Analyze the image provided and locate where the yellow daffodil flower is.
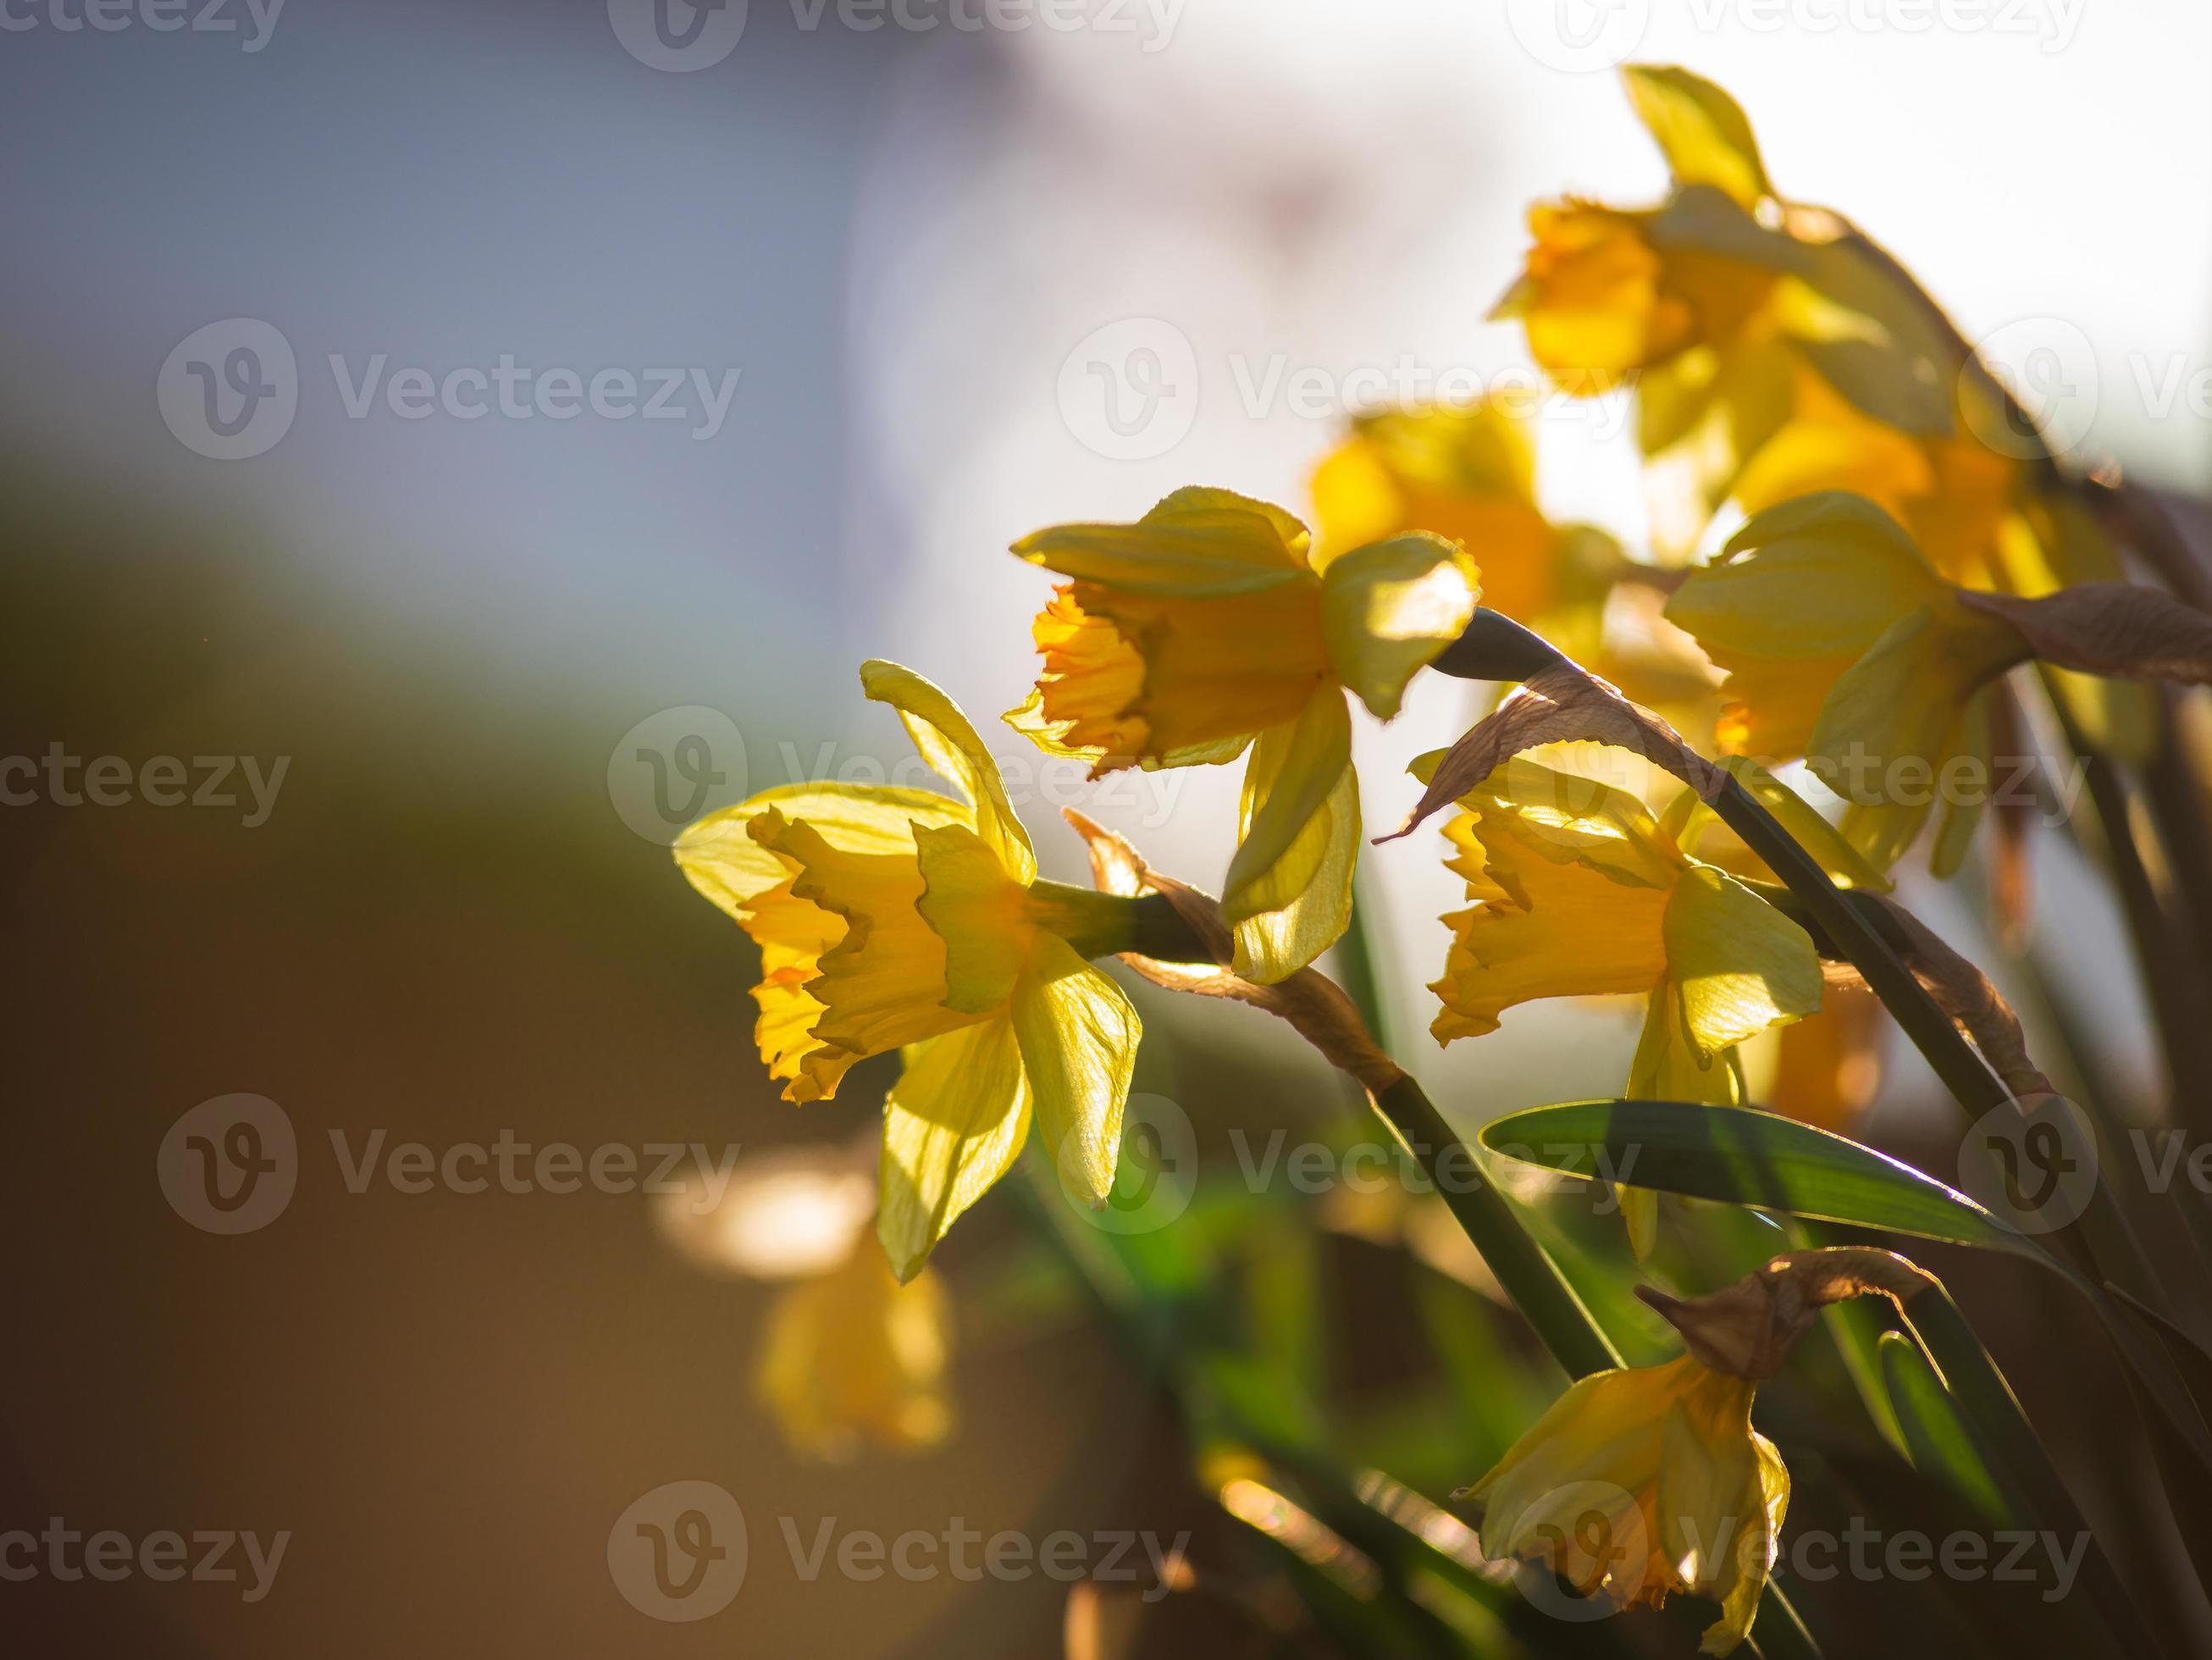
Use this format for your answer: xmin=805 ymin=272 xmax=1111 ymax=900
xmin=1009 ymin=486 xmax=1481 ymax=984
xmin=1494 ymin=55 xmax=2146 ymax=668
xmin=1496 ymin=197 xmax=1779 ymax=399
xmin=756 ymin=1237 xmax=953 ymax=1461
xmin=1463 ymin=1352 xmax=1789 ymax=1655
xmin=1308 ymin=399 xmax=1722 ymax=737
xmin=1725 ymin=372 xmax=2157 ymax=756
xmin=1494 ymin=65 xmax=1795 ymax=434
xmin=1728 ymin=360 xmax=2020 ymax=589
xmin=1310 ymin=400 xmax=1625 ymax=663
xmin=676 ymin=660 xmax=1139 ymax=1280
xmin=1427 ymin=753 xmax=1821 ymax=1252
xmin=1664 ymin=493 xmax=2028 ymax=874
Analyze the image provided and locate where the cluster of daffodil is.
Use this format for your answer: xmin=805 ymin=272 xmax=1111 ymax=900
xmin=677 ymin=490 xmax=1486 ymax=1279
xmin=663 ymin=59 xmax=2212 ymax=1658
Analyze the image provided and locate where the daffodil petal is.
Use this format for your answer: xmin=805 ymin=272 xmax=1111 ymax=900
xmin=1805 ymin=600 xmax=2024 ymax=874
xmin=1654 ymin=1381 xmax=1759 ymax=1603
xmin=1230 ymin=756 xmax=1359 ymax=985
xmin=1309 ymin=402 xmax=1545 ymax=587
xmin=1468 ymin=1362 xmax=1674 ymax=1508
xmin=1704 ymin=1432 xmax=1789 ymax=1655
xmin=1623 ymin=64 xmax=1771 ymax=208
xmin=1009 ymin=935 xmax=1139 ymax=1208
xmin=1222 ymin=691 xmax=1357 ymax=978
xmin=1666 ymin=491 xmax=1943 ymax=659
xmin=1013 ymin=487 xmax=1314 ymax=597
xmin=748 ymin=811 xmax=980 ymax=1099
xmin=877 ymin=1017 xmax=1032 ymax=1282
xmin=1628 ymin=982 xmax=1741 ymax=1108
xmin=1618 ymin=1182 xmax=1661 ymax=1261
xmin=755 ymin=1243 xmax=954 ymax=1459
xmin=1663 ymin=866 xmax=1822 ymax=1056
xmin=675 ymin=783 xmax=970 ymax=920
xmin=1453 ymin=755 xmax=1684 ymax=893
xmin=1433 ymin=801 xmax=1675 ymax=1045
xmin=1003 ymin=683 xmax=1251 ymax=772
xmin=860 ymin=659 xmax=1037 ymax=884
xmin=1927 ymin=688 xmax=1993 ymax=881
xmin=1318 ymin=533 xmax=1483 ymax=720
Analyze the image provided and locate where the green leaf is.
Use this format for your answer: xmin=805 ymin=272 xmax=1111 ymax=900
xmin=1879 ymin=1331 xmax=2016 ymax=1525
xmin=1479 ymin=1099 xmax=2057 ymax=1266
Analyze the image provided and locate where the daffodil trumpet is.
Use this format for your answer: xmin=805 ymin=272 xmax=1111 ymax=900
xmin=1009 ymin=486 xmax=1482 ymax=985
xmin=676 ymin=660 xmax=1177 ymax=1281
xmin=1667 ymin=491 xmax=2212 ymax=877
xmin=1407 ymin=603 xmax=2043 ymax=1126
xmin=1419 ymin=750 xmax=1822 ymax=1253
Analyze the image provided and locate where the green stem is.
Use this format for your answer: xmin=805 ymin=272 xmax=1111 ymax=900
xmin=1334 ymin=866 xmax=1397 ymax=1058
xmin=1029 ymin=879 xmax=1207 ymax=961
xmin=1371 ymin=1076 xmax=1619 ymax=1380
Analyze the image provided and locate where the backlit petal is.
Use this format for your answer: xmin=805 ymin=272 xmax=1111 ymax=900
xmin=1663 ymin=864 xmax=1821 ymax=1056
xmin=860 ymin=659 xmax=1036 ymax=883
xmin=1222 ymin=690 xmax=1354 ymax=946
xmin=1010 ymin=936 xmax=1140 ymax=1209
xmin=1230 ymin=752 xmax=1359 ymax=985
xmin=877 ymin=1018 xmax=1032 ymax=1282
xmin=1013 ymin=487 xmax=1314 ymax=597
xmin=675 ymin=783 xmax=970 ymax=920
xmin=1318 ymin=533 xmax=1483 ymax=721
xmin=1664 ymin=491 xmax=1944 ymax=661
